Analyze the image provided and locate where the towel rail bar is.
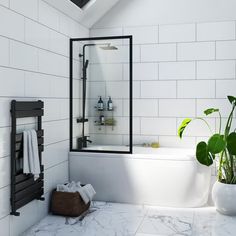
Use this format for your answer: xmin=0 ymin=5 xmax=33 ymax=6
xmin=15 ymin=130 xmax=44 ymax=142
xmin=15 ymin=181 xmax=44 ymax=202
xmin=14 ymin=189 xmax=44 ymax=210
xmin=15 ymin=173 xmax=44 ymax=184
xmin=15 ymin=145 xmax=44 ymax=159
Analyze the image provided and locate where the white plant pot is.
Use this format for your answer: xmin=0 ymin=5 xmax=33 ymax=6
xmin=212 ymin=181 xmax=236 ymax=216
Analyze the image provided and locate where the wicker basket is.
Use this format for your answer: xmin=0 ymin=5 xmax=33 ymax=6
xmin=51 ymin=190 xmax=90 ymax=217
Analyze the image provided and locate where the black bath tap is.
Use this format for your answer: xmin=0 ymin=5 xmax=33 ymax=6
xmin=77 ymin=136 xmax=92 ymax=149
xmin=83 ymin=136 xmax=92 ymax=147
xmin=86 ymin=137 xmax=92 ymax=144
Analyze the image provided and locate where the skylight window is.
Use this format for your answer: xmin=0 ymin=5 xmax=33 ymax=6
xmin=70 ymin=0 xmax=91 ymax=9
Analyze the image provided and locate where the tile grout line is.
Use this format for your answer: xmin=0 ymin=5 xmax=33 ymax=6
xmin=92 ymin=19 xmax=236 ymax=30
xmin=134 ymin=206 xmax=150 ymax=236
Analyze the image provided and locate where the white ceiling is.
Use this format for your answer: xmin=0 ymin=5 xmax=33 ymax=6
xmin=43 ymin=0 xmax=120 ymax=28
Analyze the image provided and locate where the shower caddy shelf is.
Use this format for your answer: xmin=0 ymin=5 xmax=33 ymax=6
xmin=94 ymin=106 xmax=116 ymax=130
xmin=10 ymin=100 xmax=45 ymax=216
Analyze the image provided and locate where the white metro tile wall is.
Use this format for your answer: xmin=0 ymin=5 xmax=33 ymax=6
xmin=0 ymin=0 xmax=8 ymax=7
xmin=141 ymin=81 xmax=176 ymax=98
xmin=132 ymin=99 xmax=159 ymax=117
xmin=141 ymin=44 xmax=176 ymax=62
xmin=159 ymin=23 xmax=195 ymax=43
xmin=10 ymin=40 xmax=38 ymax=71
xmin=0 ymin=1 xmax=89 ymax=235
xmin=159 ymin=62 xmax=195 ymax=80
xmin=177 ymin=42 xmax=215 ymax=61
xmin=0 ymin=186 xmax=10 ymax=218
xmin=0 ymin=98 xmax=11 ymax=127
xmin=177 ymin=80 xmax=215 ymax=98
xmin=197 ymin=99 xmax=233 ymax=118
xmin=25 ymin=18 xmax=51 ymax=50
xmin=0 ymin=216 xmax=9 ymax=236
xmin=197 ymin=21 xmax=235 ymax=41
xmin=38 ymin=49 xmax=69 ymax=77
xmin=38 ymin=0 xmax=60 ymax=31
xmin=91 ymin=20 xmax=236 ymax=148
xmin=0 ymin=6 xmax=24 ymax=41
xmin=0 ymin=36 xmax=9 ymax=66
xmin=123 ymin=26 xmax=158 ymax=44
xmin=216 ymin=41 xmax=236 ymax=59
xmin=197 ymin=61 xmax=235 ymax=80
xmin=90 ymin=27 xmax=123 ymax=37
xmin=124 ymin=63 xmax=158 ymax=81
xmin=0 ymin=67 xmax=25 ymax=97
xmin=10 ymin=0 xmax=38 ymax=20
xmin=141 ymin=118 xmax=176 ymax=135
xmin=159 ymin=99 xmax=196 ymax=117
xmin=0 ymin=156 xmax=10 ymax=188
xmin=216 ymin=80 xmax=236 ymax=98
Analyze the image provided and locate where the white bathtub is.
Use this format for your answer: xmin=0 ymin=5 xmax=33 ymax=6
xmin=69 ymin=146 xmax=211 ymax=207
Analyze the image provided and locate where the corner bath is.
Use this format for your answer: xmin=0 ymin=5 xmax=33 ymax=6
xmin=69 ymin=147 xmax=211 ymax=207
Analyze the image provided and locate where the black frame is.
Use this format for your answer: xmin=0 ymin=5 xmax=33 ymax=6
xmin=69 ymin=35 xmax=133 ymax=154
xmin=70 ymin=0 xmax=91 ymax=9
xmin=10 ymin=100 xmax=45 ymax=216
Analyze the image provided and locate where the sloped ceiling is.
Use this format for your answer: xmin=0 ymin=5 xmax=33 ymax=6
xmin=43 ymin=0 xmax=120 ymax=28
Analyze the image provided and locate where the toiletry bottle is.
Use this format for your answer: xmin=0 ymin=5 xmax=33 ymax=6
xmin=100 ymin=115 xmax=105 ymax=125
xmin=107 ymin=96 xmax=113 ymax=111
xmin=97 ymin=96 xmax=104 ymax=111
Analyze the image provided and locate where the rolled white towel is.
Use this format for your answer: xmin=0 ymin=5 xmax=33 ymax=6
xmin=56 ymin=184 xmax=68 ymax=192
xmin=83 ymin=184 xmax=96 ymax=202
xmin=77 ymin=188 xmax=90 ymax=204
xmin=56 ymin=181 xmax=82 ymax=193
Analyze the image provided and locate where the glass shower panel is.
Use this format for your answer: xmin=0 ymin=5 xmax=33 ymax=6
xmin=70 ymin=36 xmax=132 ymax=153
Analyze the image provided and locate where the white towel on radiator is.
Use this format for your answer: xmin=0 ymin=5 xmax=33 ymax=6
xmin=23 ymin=130 xmax=41 ymax=180
xmin=23 ymin=131 xmax=30 ymax=174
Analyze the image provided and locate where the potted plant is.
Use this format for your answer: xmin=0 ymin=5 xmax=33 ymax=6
xmin=178 ymin=95 xmax=236 ymax=215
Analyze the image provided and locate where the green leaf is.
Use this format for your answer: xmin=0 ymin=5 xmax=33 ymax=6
xmin=208 ymin=134 xmax=226 ymax=154
xmin=196 ymin=141 xmax=213 ymax=166
xmin=204 ymin=108 xmax=219 ymax=116
xmin=227 ymin=96 xmax=236 ymax=105
xmin=178 ymin=118 xmax=192 ymax=139
xmin=227 ymin=132 xmax=236 ymax=155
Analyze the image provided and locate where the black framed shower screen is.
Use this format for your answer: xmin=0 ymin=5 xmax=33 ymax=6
xmin=69 ymin=36 xmax=133 ymax=154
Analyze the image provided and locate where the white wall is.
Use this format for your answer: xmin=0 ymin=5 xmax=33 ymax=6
xmin=0 ymin=0 xmax=89 ymax=235
xmin=91 ymin=1 xmax=236 ymax=148
xmin=93 ymin=0 xmax=236 ymax=28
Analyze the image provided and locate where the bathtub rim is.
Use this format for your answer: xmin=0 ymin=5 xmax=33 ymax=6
xmin=70 ymin=147 xmax=197 ymax=162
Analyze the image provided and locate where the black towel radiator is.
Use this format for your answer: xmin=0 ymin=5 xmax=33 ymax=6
xmin=10 ymin=100 xmax=45 ymax=216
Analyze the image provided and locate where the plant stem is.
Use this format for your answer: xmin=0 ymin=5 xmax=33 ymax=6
xmin=218 ymin=150 xmax=225 ymax=182
xmin=196 ymin=118 xmax=213 ymax=134
xmin=224 ymin=104 xmax=236 ymax=138
xmin=218 ymin=111 xmax=222 ymax=134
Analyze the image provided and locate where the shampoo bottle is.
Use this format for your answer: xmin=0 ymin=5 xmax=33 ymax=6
xmin=97 ymin=96 xmax=104 ymax=111
xmin=107 ymin=96 xmax=113 ymax=111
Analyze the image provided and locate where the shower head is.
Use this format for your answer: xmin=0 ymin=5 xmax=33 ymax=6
xmin=100 ymin=43 xmax=118 ymax=50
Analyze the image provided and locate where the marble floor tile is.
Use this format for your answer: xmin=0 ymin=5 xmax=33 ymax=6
xmin=138 ymin=207 xmax=194 ymax=236
xmin=192 ymin=207 xmax=236 ymax=236
xmin=23 ymin=202 xmax=147 ymax=236
xmin=22 ymin=202 xmax=236 ymax=236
